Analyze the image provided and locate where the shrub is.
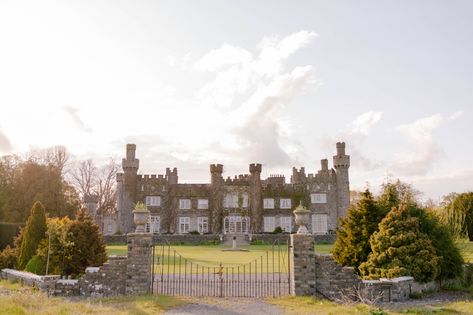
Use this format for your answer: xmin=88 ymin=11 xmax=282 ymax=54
xmin=17 ymin=201 xmax=47 ymax=269
xmin=360 ymin=205 xmax=440 ymax=283
xmin=333 ymin=190 xmax=386 ymax=272
xmin=25 ymin=255 xmax=46 ymax=275
xmin=0 ymin=245 xmax=18 ymax=269
xmin=188 ymin=230 xmax=200 ymax=235
xmin=273 ymin=226 xmax=283 ymax=234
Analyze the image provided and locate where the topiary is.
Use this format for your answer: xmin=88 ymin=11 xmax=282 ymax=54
xmin=359 ymin=205 xmax=440 ymax=283
xmin=17 ymin=201 xmax=47 ymax=269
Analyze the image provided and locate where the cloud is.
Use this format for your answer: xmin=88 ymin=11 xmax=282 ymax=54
xmin=63 ymin=106 xmax=93 ymax=133
xmin=449 ymin=110 xmax=463 ymax=121
xmin=348 ymin=111 xmax=383 ymax=135
xmin=394 ymin=113 xmax=450 ymax=176
xmin=193 ymin=44 xmax=252 ymax=72
xmin=0 ymin=130 xmax=13 ymax=153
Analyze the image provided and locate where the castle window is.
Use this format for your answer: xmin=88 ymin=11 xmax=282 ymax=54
xmin=263 ymin=198 xmax=275 ymax=209
xmin=107 ymin=224 xmax=113 ymax=233
xmin=197 ymin=199 xmax=209 ymax=210
xmin=179 ymin=217 xmax=190 ymax=234
xmin=197 ymin=217 xmax=208 ymax=233
xmin=279 ymin=216 xmax=292 ymax=232
xmin=179 ymin=199 xmax=191 ymax=209
xmin=224 ymin=193 xmax=249 ymax=208
xmin=263 ymin=216 xmax=275 ymax=232
xmin=146 ymin=215 xmax=160 ymax=234
xmin=312 ymin=214 xmax=328 ymax=234
xmin=280 ymin=198 xmax=292 ymax=209
xmin=310 ymin=193 xmax=327 ymax=204
xmin=146 ymin=196 xmax=161 ymax=207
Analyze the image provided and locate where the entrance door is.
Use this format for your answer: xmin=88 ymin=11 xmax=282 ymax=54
xmin=223 ymin=215 xmax=250 ymax=234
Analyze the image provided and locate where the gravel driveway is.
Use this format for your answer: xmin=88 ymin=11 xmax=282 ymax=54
xmin=164 ymin=297 xmax=285 ymax=315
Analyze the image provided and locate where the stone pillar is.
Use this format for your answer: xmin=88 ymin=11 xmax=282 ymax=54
xmin=290 ymin=234 xmax=316 ymax=295
xmin=125 ymin=233 xmax=152 ymax=295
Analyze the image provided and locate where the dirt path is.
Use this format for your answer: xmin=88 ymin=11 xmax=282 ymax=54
xmin=164 ymin=297 xmax=284 ymax=315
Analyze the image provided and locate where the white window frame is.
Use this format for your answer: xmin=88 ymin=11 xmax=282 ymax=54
xmin=107 ymin=223 xmax=113 ymax=233
xmin=197 ymin=217 xmax=208 ymax=234
xmin=263 ymin=216 xmax=275 ymax=232
xmin=312 ymin=214 xmax=328 ymax=234
xmin=179 ymin=217 xmax=190 ymax=234
xmin=280 ymin=198 xmax=292 ymax=209
xmin=279 ymin=216 xmax=292 ymax=233
xmin=310 ymin=193 xmax=327 ymax=204
xmin=179 ymin=198 xmax=191 ymax=210
xmin=145 ymin=196 xmax=161 ymax=207
xmin=263 ymin=198 xmax=275 ymax=209
xmin=224 ymin=193 xmax=249 ymax=208
xmin=197 ymin=199 xmax=209 ymax=210
xmin=146 ymin=215 xmax=160 ymax=234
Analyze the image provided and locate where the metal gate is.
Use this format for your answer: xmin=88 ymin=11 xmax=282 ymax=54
xmin=151 ymin=240 xmax=291 ymax=297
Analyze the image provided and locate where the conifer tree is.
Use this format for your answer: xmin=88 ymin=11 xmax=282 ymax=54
xmin=360 ymin=205 xmax=440 ymax=282
xmin=333 ymin=190 xmax=386 ymax=272
xmin=64 ymin=208 xmax=107 ymax=276
xmin=17 ymin=201 xmax=47 ymax=269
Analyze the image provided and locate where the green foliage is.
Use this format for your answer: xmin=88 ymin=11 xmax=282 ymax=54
xmin=63 ymin=208 xmax=107 ymax=276
xmin=0 ymin=245 xmax=18 ymax=269
xmin=188 ymin=230 xmax=200 ymax=235
xmin=17 ymin=201 xmax=47 ymax=269
xmin=0 ymin=222 xmax=21 ymax=251
xmin=360 ymin=205 xmax=440 ymax=283
xmin=333 ymin=190 xmax=386 ymax=272
xmin=440 ymin=192 xmax=473 ymax=240
xmin=408 ymin=207 xmax=464 ymax=281
xmin=272 ymin=226 xmax=283 ymax=234
xmin=25 ymin=255 xmax=46 ymax=275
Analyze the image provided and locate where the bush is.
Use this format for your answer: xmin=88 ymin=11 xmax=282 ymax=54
xmin=360 ymin=205 xmax=440 ymax=283
xmin=17 ymin=201 xmax=47 ymax=269
xmin=25 ymin=255 xmax=46 ymax=275
xmin=188 ymin=230 xmax=200 ymax=235
xmin=273 ymin=226 xmax=283 ymax=234
xmin=0 ymin=245 xmax=18 ymax=269
xmin=333 ymin=190 xmax=386 ymax=272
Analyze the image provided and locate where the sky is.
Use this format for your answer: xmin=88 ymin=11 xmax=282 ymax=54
xmin=0 ymin=0 xmax=472 ymax=201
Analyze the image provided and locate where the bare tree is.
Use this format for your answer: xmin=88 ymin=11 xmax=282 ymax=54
xmin=69 ymin=158 xmax=118 ymax=215
xmin=27 ymin=145 xmax=70 ymax=175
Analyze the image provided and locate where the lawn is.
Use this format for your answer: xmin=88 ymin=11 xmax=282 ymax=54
xmin=457 ymin=240 xmax=473 ymax=263
xmin=107 ymin=243 xmax=334 ymax=274
xmin=0 ymin=280 xmax=186 ymax=315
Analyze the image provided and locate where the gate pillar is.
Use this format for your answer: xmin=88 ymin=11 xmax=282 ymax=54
xmin=125 ymin=233 xmax=152 ymax=295
xmin=290 ymin=234 xmax=316 ymax=296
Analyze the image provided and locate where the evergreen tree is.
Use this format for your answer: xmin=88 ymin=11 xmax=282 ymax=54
xmin=360 ymin=205 xmax=440 ymax=283
xmin=17 ymin=201 xmax=47 ymax=269
xmin=64 ymin=208 xmax=107 ymax=276
xmin=333 ymin=190 xmax=386 ymax=272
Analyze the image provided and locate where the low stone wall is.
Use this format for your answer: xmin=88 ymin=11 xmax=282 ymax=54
xmin=314 ymin=254 xmax=360 ymax=300
xmin=0 ymin=269 xmax=59 ymax=293
xmin=104 ymin=234 xmax=221 ymax=245
xmin=360 ymin=277 xmax=414 ymax=302
xmin=250 ymin=234 xmax=290 ymax=244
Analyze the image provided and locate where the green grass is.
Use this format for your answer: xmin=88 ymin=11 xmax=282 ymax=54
xmin=457 ymin=240 xmax=473 ymax=263
xmin=268 ymin=296 xmax=473 ymax=315
xmin=0 ymin=280 xmax=186 ymax=315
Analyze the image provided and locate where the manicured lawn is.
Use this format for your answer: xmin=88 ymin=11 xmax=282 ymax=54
xmin=0 ymin=280 xmax=186 ymax=315
xmin=107 ymin=243 xmax=334 ymax=274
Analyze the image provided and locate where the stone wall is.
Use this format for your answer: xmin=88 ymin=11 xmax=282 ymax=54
xmin=104 ymin=234 xmax=221 ymax=245
xmin=79 ymin=255 xmax=127 ymax=297
xmin=0 ymin=269 xmax=59 ymax=293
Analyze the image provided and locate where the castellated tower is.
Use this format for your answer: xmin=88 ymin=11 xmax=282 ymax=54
xmin=209 ymin=164 xmax=224 ymax=233
xmin=249 ymin=163 xmax=262 ymax=233
xmin=333 ymin=142 xmax=350 ymax=218
xmin=120 ymin=144 xmax=139 ymax=233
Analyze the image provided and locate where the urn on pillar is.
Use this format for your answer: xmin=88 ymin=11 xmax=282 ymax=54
xmin=293 ymin=202 xmax=311 ymax=234
xmin=133 ymin=202 xmax=150 ymax=233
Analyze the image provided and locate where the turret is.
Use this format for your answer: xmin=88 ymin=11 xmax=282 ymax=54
xmin=249 ymin=163 xmax=262 ymax=233
xmin=291 ymin=167 xmax=306 ymax=185
xmin=321 ymin=159 xmax=329 ymax=172
xmin=210 ymin=164 xmax=223 ymax=185
xmin=333 ymin=142 xmax=350 ymax=218
xmin=209 ymin=164 xmax=224 ymax=233
xmin=121 ymin=144 xmax=140 ymax=233
xmin=166 ymin=167 xmax=178 ymax=185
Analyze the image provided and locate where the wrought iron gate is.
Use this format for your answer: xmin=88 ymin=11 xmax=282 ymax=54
xmin=151 ymin=240 xmax=291 ymax=297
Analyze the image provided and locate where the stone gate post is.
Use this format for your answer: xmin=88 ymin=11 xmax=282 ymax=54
xmin=290 ymin=234 xmax=316 ymax=295
xmin=125 ymin=233 xmax=152 ymax=295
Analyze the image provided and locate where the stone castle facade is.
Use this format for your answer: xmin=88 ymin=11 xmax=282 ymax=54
xmin=114 ymin=142 xmax=350 ymax=235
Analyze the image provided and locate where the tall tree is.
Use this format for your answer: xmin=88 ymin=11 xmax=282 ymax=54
xmin=333 ymin=190 xmax=386 ymax=272
xmin=17 ymin=201 xmax=47 ymax=269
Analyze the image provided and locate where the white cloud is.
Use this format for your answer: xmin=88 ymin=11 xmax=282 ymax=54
xmin=193 ymin=44 xmax=252 ymax=72
xmin=449 ymin=110 xmax=463 ymax=121
xmin=0 ymin=129 xmax=13 ymax=153
xmin=394 ymin=113 xmax=446 ymax=176
xmin=348 ymin=110 xmax=383 ymax=135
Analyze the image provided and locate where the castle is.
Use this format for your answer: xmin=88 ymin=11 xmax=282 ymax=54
xmin=112 ymin=142 xmax=350 ymax=235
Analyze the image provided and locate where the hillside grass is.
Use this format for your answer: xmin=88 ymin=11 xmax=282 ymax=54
xmin=0 ymin=280 xmax=186 ymax=315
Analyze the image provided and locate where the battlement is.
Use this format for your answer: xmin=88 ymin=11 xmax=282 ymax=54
xmin=210 ymin=164 xmax=223 ymax=174
xmin=291 ymin=167 xmax=306 ymax=184
xmin=249 ymin=163 xmax=262 ymax=173
xmin=266 ymin=174 xmax=285 ymax=186
xmin=225 ymin=174 xmax=251 ymax=185
xmin=336 ymin=142 xmax=346 ymax=156
xmin=165 ymin=167 xmax=178 ymax=184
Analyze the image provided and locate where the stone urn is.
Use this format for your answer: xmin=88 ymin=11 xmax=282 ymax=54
xmin=133 ymin=202 xmax=150 ymax=233
xmin=293 ymin=202 xmax=311 ymax=234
